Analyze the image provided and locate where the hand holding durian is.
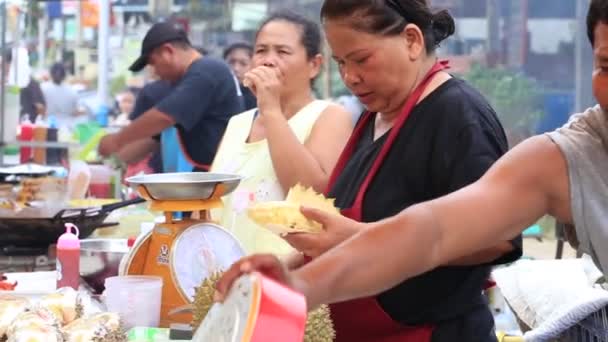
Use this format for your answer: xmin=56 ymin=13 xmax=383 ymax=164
xmin=247 ymin=184 xmax=341 ymax=234
xmin=248 ymin=184 xmax=363 ymax=258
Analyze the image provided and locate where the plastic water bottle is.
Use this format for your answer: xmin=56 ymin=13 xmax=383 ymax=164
xmin=56 ymin=223 xmax=81 ymax=290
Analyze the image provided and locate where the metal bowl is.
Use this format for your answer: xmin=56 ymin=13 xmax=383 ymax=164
xmin=126 ymin=172 xmax=241 ymax=201
xmin=80 ymin=239 xmax=129 ymax=294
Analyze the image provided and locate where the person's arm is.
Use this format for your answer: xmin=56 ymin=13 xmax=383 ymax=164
xmin=447 ymin=241 xmax=516 ymax=265
xmin=116 ymin=138 xmax=159 ymax=164
xmin=428 ymin=120 xmax=519 ymax=266
xmin=114 ymin=109 xmax=175 ymax=146
xmin=292 ymin=135 xmax=571 ymax=309
xmin=32 ymin=79 xmax=46 ymax=115
xmin=265 ymin=104 xmax=353 ymax=193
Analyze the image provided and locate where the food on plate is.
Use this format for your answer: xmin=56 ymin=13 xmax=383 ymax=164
xmin=0 ymin=200 xmax=19 ymax=212
xmin=39 ymin=288 xmax=83 ymax=325
xmin=0 ymin=295 xmax=30 ymax=337
xmin=0 ymin=184 xmax=13 ymax=199
xmin=17 ymin=177 xmax=66 ymax=203
xmin=62 ymin=312 xmax=125 ymax=342
xmin=247 ymin=184 xmax=340 ymax=234
xmin=6 ymin=307 xmax=63 ymax=342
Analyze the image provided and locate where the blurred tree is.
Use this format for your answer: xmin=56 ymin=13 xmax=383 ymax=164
xmin=26 ymin=1 xmax=42 ymax=38
xmin=464 ymin=63 xmax=545 ymax=146
xmin=187 ymin=0 xmax=229 ymax=29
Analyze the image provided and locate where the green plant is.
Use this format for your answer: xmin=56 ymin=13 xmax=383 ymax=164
xmin=463 ymin=63 xmax=545 ymax=145
xmin=110 ymin=75 xmax=127 ymax=96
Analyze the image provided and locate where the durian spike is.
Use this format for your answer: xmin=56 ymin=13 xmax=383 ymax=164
xmin=191 ymin=271 xmax=224 ymax=330
xmin=304 ymin=304 xmax=336 ymax=342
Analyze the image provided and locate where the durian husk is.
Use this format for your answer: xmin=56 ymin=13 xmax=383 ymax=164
xmin=248 ymin=184 xmax=340 ymax=234
xmin=191 ymin=271 xmax=335 ymax=342
xmin=7 ymin=307 xmax=63 ymax=342
xmin=62 ymin=312 xmax=126 ymax=342
xmin=304 ymin=304 xmax=335 ymax=342
xmin=191 ymin=271 xmax=223 ymax=330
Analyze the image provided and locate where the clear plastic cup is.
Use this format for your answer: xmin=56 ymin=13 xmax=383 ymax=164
xmin=104 ymin=276 xmax=163 ymax=329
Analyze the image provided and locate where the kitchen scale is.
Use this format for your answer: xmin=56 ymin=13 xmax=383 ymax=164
xmin=122 ymin=173 xmax=246 ymax=327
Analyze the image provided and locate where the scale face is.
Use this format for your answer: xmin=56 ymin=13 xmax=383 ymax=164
xmin=192 ymin=275 xmax=259 ymax=342
xmin=172 ymin=223 xmax=246 ymax=301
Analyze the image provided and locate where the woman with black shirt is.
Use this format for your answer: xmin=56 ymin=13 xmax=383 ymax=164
xmin=218 ymin=1 xmax=521 ymax=341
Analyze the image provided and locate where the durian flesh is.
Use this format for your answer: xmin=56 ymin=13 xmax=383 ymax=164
xmin=248 ymin=184 xmax=340 ymax=234
xmin=62 ymin=312 xmax=125 ymax=342
xmin=192 ymin=271 xmax=335 ymax=341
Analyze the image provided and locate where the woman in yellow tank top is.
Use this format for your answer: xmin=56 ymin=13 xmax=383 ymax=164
xmin=211 ymin=11 xmax=353 ymax=256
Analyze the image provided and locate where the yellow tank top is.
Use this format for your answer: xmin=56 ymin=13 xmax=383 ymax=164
xmin=211 ymin=100 xmax=329 ymax=256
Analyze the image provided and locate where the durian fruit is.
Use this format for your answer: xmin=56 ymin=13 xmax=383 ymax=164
xmin=191 ymin=271 xmax=336 ymax=342
xmin=39 ymin=288 xmax=83 ymax=325
xmin=304 ymin=305 xmax=335 ymax=342
xmin=0 ymin=295 xmax=29 ymax=338
xmin=191 ymin=271 xmax=223 ymax=330
xmin=7 ymin=307 xmax=63 ymax=342
xmin=285 ymin=184 xmax=339 ymax=211
xmin=248 ymin=184 xmax=340 ymax=234
xmin=62 ymin=312 xmax=126 ymax=342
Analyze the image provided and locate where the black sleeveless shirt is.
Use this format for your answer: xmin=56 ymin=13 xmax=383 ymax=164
xmin=328 ymin=78 xmax=521 ymax=342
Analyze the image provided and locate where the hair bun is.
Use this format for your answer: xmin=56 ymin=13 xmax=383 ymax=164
xmin=431 ymin=9 xmax=455 ymax=45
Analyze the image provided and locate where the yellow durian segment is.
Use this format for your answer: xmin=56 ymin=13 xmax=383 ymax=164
xmin=248 ymin=184 xmax=340 ymax=234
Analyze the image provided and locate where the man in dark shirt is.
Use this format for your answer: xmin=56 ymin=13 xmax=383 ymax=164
xmin=98 ymin=22 xmax=244 ymax=171
xmin=117 ymin=80 xmax=173 ymax=173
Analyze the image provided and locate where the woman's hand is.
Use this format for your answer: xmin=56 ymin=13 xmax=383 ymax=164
xmin=282 ymin=207 xmax=364 ymax=258
xmin=243 ymin=66 xmax=283 ymax=117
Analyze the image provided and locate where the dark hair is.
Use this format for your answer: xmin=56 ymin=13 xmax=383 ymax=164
xmin=168 ymin=39 xmax=192 ymax=50
xmin=50 ymin=62 xmax=66 ymax=84
xmin=223 ymin=42 xmax=253 ymax=60
xmin=320 ymin=0 xmax=455 ymax=53
xmin=587 ymin=0 xmax=608 ymax=47
xmin=256 ymin=11 xmax=322 ymax=60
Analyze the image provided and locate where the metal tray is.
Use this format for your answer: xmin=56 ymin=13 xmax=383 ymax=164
xmin=126 ymin=172 xmax=241 ymax=201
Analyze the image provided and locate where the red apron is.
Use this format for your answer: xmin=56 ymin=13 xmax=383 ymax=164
xmin=324 ymin=60 xmax=449 ymax=342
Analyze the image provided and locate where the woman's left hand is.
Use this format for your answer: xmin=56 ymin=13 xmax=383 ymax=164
xmin=282 ymin=207 xmax=364 ymax=258
xmin=243 ymin=66 xmax=283 ymax=117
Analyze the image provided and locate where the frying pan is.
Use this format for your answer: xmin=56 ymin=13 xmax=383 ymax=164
xmin=0 ymin=197 xmax=145 ymax=248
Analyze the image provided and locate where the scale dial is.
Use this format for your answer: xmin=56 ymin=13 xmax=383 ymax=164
xmin=172 ymin=223 xmax=246 ymax=301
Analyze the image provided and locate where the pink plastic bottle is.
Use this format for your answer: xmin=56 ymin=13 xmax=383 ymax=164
xmin=56 ymin=223 xmax=80 ymax=290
